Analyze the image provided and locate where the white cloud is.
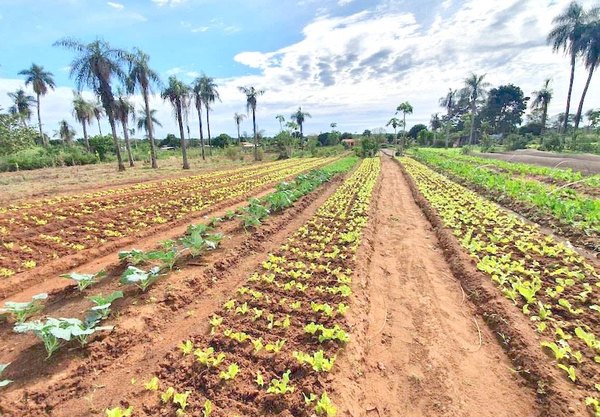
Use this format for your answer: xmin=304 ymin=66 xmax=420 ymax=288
xmin=152 ymin=0 xmax=186 ymax=6
xmin=107 ymin=2 xmax=124 ymax=9
xmin=338 ymin=0 xmax=354 ymax=5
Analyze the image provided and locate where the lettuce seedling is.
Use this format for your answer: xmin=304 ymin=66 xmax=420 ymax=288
xmin=1 ymin=293 xmax=48 ymax=323
xmin=202 ymin=400 xmax=213 ymax=417
xmin=120 ymin=266 xmax=162 ymax=291
xmin=144 ymin=376 xmax=160 ymax=391
xmin=173 ymin=391 xmax=190 ymax=411
xmin=0 ymin=363 xmax=12 ymax=388
xmin=61 ymin=271 xmax=106 ymax=291
xmin=105 ymin=406 xmax=133 ymax=417
xmin=179 ymin=340 xmax=194 ymax=355
xmin=314 ymin=392 xmax=337 ymax=417
xmin=219 ymin=363 xmax=240 ymax=381
xmin=266 ymin=370 xmax=295 ymax=395
xmin=293 ymin=350 xmax=336 ymax=372
xmin=255 ymin=371 xmax=265 ymax=387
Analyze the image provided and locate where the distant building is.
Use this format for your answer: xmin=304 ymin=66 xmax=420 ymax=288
xmin=342 ymin=139 xmax=356 ymax=147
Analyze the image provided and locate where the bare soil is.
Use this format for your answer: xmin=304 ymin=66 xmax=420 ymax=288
xmin=478 ymin=149 xmax=600 ymax=175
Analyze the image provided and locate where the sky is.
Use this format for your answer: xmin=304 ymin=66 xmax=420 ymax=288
xmin=0 ymin=0 xmax=599 ymax=139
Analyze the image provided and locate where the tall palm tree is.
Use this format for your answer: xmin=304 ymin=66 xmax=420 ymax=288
xmin=137 ymin=109 xmax=162 ymax=137
xmin=114 ymin=93 xmax=136 ymax=167
xmin=238 ymin=86 xmax=265 ymax=161
xmin=18 ymin=64 xmax=55 ymax=146
xmin=54 ymin=38 xmax=128 ymax=171
xmin=395 ymin=101 xmax=413 ymax=152
xmin=290 ymin=107 xmax=311 ymax=140
xmin=7 ymin=89 xmax=36 ymax=128
xmin=57 ymin=120 xmax=76 ymax=145
xmin=93 ymin=101 xmax=104 ymax=136
xmin=463 ymin=73 xmax=489 ymax=145
xmin=198 ymin=75 xmax=220 ymax=156
xmin=531 ymin=79 xmax=553 ymax=134
xmin=162 ymin=76 xmax=191 ymax=169
xmin=574 ymin=13 xmax=600 ymax=130
xmin=72 ymin=92 xmax=95 ymax=150
xmin=548 ymin=1 xmax=588 ymax=133
xmin=191 ymin=79 xmax=207 ymax=160
xmin=275 ymin=114 xmax=285 ymax=131
xmin=439 ymin=88 xmax=456 ymax=148
xmin=430 ymin=113 xmax=442 ymax=142
xmin=386 ymin=117 xmax=402 ymax=143
xmin=127 ymin=48 xmax=162 ymax=169
xmin=234 ymin=112 xmax=246 ymax=144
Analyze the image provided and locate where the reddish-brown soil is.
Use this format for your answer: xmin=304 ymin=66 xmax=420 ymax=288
xmin=478 ymin=150 xmax=600 ymax=175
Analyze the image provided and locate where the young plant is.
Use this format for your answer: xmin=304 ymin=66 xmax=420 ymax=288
xmin=314 ymin=392 xmax=337 ymax=417
xmin=0 ymin=293 xmax=48 ymax=323
xmin=266 ymin=370 xmax=295 ymax=395
xmin=61 ymin=270 xmax=106 ymax=291
xmin=219 ymin=363 xmax=240 ymax=381
xmin=86 ymin=291 xmax=124 ymax=322
xmin=202 ymin=399 xmax=213 ymax=417
xmin=265 ymin=339 xmax=286 ymax=353
xmin=0 ymin=363 xmax=12 ymax=388
xmin=144 ymin=376 xmax=160 ymax=391
xmin=179 ymin=340 xmax=194 ymax=355
xmin=293 ymin=350 xmax=336 ymax=372
xmin=304 ymin=323 xmax=350 ymax=343
xmin=105 ymin=406 xmax=133 ymax=417
xmin=118 ymin=249 xmax=148 ymax=265
xmin=120 ymin=266 xmax=162 ymax=291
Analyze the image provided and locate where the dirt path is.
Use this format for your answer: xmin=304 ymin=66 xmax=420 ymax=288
xmin=332 ymin=156 xmax=539 ymax=417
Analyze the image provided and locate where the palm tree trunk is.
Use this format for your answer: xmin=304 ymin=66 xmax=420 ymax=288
xmin=541 ymin=102 xmax=548 ymax=136
xmin=400 ymin=112 xmax=406 ymax=154
xmin=97 ymin=117 xmax=103 ymax=136
xmin=177 ymin=104 xmax=190 ymax=170
xmin=108 ymin=111 xmax=125 ymax=172
xmin=197 ymin=107 xmax=205 ymax=161
xmin=143 ymin=89 xmax=158 ymax=169
xmin=122 ymin=119 xmax=134 ymax=167
xmin=206 ymin=107 xmax=212 ymax=156
xmin=36 ymin=93 xmax=46 ymax=147
xmin=563 ymin=54 xmax=576 ymax=134
xmin=574 ymin=64 xmax=595 ymax=131
xmin=237 ymin=122 xmax=241 ymax=144
xmin=252 ymin=108 xmax=258 ymax=161
xmin=82 ymin=120 xmax=90 ymax=151
xmin=445 ymin=115 xmax=450 ymax=148
xmin=468 ymin=103 xmax=476 ymax=145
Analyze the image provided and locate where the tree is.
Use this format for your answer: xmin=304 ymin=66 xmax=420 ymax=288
xmin=330 ymin=122 xmax=337 ymax=130
xmin=430 ymin=113 xmax=442 ymax=143
xmin=531 ymin=79 xmax=553 ymax=134
xmin=548 ymin=1 xmax=588 ymax=133
xmin=290 ymin=107 xmax=311 ymax=139
xmin=113 ymin=92 xmax=135 ymax=167
xmin=463 ymin=73 xmax=489 ymax=144
xmin=18 ymin=64 xmax=56 ymax=146
xmin=574 ymin=12 xmax=600 ymax=130
xmin=395 ymin=101 xmax=413 ymax=153
xmin=72 ymin=92 xmax=95 ymax=150
xmin=386 ymin=117 xmax=402 ymax=141
xmin=276 ymin=114 xmax=285 ymax=131
xmin=213 ymin=133 xmax=233 ymax=148
xmin=233 ymin=112 xmax=246 ymax=144
xmin=191 ymin=78 xmax=207 ymax=160
xmin=0 ymin=114 xmax=37 ymax=155
xmin=238 ymin=86 xmax=265 ymax=161
xmin=162 ymin=76 xmax=191 ymax=169
xmin=93 ymin=102 xmax=104 ymax=136
xmin=440 ymin=88 xmax=457 ymax=148
xmin=127 ymin=48 xmax=162 ymax=168
xmin=197 ymin=75 xmax=220 ymax=157
xmin=481 ymin=84 xmax=528 ymax=135
xmin=137 ymin=109 xmax=162 ymax=137
xmin=408 ymin=124 xmax=427 ymax=140
xmin=57 ymin=120 xmax=76 ymax=145
xmin=55 ymin=38 xmax=128 ymax=171
xmin=7 ymin=89 xmax=36 ymax=129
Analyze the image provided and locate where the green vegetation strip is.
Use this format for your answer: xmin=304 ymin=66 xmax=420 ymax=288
xmin=400 ymin=157 xmax=600 ymax=415
xmin=411 ymin=148 xmax=600 ymax=233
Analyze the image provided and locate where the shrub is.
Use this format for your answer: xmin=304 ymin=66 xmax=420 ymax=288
xmin=539 ymin=134 xmax=564 ymax=152
xmin=504 ymin=133 xmax=532 ymax=151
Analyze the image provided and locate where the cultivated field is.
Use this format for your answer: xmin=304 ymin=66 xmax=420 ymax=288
xmin=1 ymin=153 xmax=599 ymax=417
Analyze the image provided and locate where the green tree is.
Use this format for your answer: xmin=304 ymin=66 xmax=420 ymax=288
xmin=290 ymin=107 xmax=311 ymax=139
xmin=386 ymin=117 xmax=402 ymax=143
xmin=0 ymin=114 xmax=37 ymax=155
xmin=197 ymin=75 xmax=220 ymax=157
xmin=162 ymin=76 xmax=191 ymax=169
xmin=213 ymin=133 xmax=232 ymax=148
xmin=72 ymin=92 xmax=95 ymax=150
xmin=93 ymin=101 xmax=104 ymax=136
xmin=574 ymin=12 xmax=600 ymax=129
xmin=440 ymin=88 xmax=457 ymax=148
xmin=585 ymin=108 xmax=600 ymax=128
xmin=7 ymin=89 xmax=36 ymax=129
xmin=238 ymin=86 xmax=265 ymax=161
xmin=395 ymin=101 xmax=413 ymax=153
xmin=137 ymin=109 xmax=162 ymax=138
xmin=113 ymin=92 xmax=135 ymax=167
xmin=54 ymin=38 xmax=128 ymax=171
xmin=481 ymin=84 xmax=528 ymax=135
xmin=127 ymin=48 xmax=162 ymax=168
xmin=408 ymin=124 xmax=427 ymax=139
xmin=18 ymin=64 xmax=56 ymax=146
xmin=547 ymin=1 xmax=588 ymax=133
xmin=463 ymin=73 xmax=489 ymax=145
xmin=530 ymin=79 xmax=553 ymax=134
xmin=430 ymin=113 xmax=442 ymax=143
xmin=57 ymin=120 xmax=76 ymax=145
xmin=233 ymin=112 xmax=246 ymax=144
xmin=276 ymin=114 xmax=285 ymax=131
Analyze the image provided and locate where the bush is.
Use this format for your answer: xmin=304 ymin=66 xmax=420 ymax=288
xmin=0 ymin=114 xmax=38 ymax=155
xmin=479 ymin=134 xmax=496 ymax=152
xmin=504 ymin=133 xmax=532 ymax=151
xmin=539 ymin=134 xmax=564 ymax=152
xmin=460 ymin=145 xmax=473 ymax=155
xmin=0 ymin=145 xmax=98 ymax=172
xmin=213 ymin=134 xmax=233 ymax=148
xmin=356 ymin=137 xmax=380 ymax=157
xmin=224 ymin=146 xmax=241 ymax=161
xmin=88 ymin=135 xmax=116 ymax=161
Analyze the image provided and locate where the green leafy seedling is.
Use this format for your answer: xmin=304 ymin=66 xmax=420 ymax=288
xmin=61 ymin=271 xmax=106 ymax=291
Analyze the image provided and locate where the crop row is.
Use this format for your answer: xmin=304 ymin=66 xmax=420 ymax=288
xmin=0 ymin=158 xmax=335 ymax=276
xmin=411 ymin=149 xmax=600 ymax=244
xmin=400 ymin=157 xmax=600 ymax=416
xmin=100 ymin=158 xmax=380 ymax=417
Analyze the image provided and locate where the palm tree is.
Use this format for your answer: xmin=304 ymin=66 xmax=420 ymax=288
xmin=585 ymin=108 xmax=600 ymax=128
xmin=162 ymin=76 xmax=191 ymax=169
xmin=137 ymin=109 xmax=162 ymax=136
xmin=114 ymin=93 xmax=136 ymax=167
xmin=430 ymin=113 xmax=442 ymax=142
xmin=463 ymin=73 xmax=489 ymax=145
xmin=531 ymin=79 xmax=553 ymax=134
xmin=276 ymin=114 xmax=285 ymax=131
xmin=7 ymin=89 xmax=36 ymax=128
xmin=238 ymin=86 xmax=265 ymax=161
xmin=386 ymin=117 xmax=402 ymax=144
xmin=57 ymin=120 xmax=76 ymax=145
xmin=330 ymin=122 xmax=337 ymax=130
xmin=234 ymin=112 xmax=246 ymax=144
xmin=574 ymin=13 xmax=600 ymax=130
xmin=548 ymin=1 xmax=588 ymax=133
xmin=395 ymin=101 xmax=413 ymax=152
xmin=197 ymin=75 xmax=220 ymax=156
xmin=72 ymin=92 xmax=95 ymax=150
xmin=54 ymin=38 xmax=129 ymax=171
xmin=18 ymin=64 xmax=55 ymax=146
xmin=93 ymin=102 xmax=104 ymax=136
xmin=439 ymin=88 xmax=456 ymax=148
xmin=127 ymin=48 xmax=162 ymax=169
xmin=290 ymin=107 xmax=311 ymax=140
xmin=191 ymin=78 xmax=207 ymax=160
